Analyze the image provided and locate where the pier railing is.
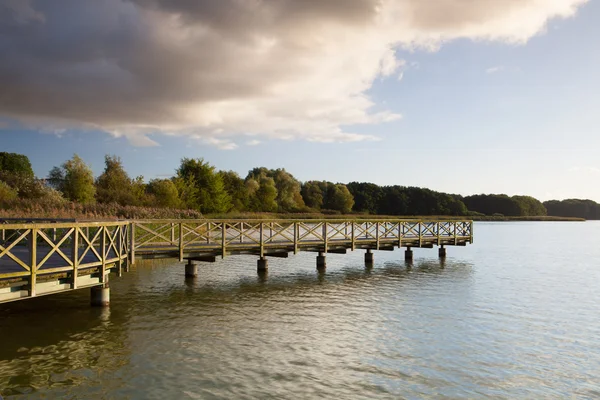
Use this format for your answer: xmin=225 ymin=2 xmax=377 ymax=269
xmin=0 ymin=221 xmax=129 ymax=302
xmin=1 ymin=219 xmax=473 ymax=303
xmin=130 ymin=219 xmax=473 ymax=259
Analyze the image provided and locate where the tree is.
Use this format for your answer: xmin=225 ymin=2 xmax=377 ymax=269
xmin=96 ymin=155 xmax=137 ymax=205
xmin=0 ymin=152 xmax=34 ymax=178
xmin=0 ymin=180 xmax=18 ymax=203
xmin=246 ymin=175 xmax=278 ymax=212
xmin=48 ymin=154 xmax=96 ymax=204
xmin=544 ymin=199 xmax=600 ymax=219
xmin=347 ymin=182 xmax=383 ymax=214
xmin=328 ymin=184 xmax=354 ymax=214
xmin=247 ymin=167 xmax=304 ymax=211
xmin=513 ymin=195 xmax=547 ymax=216
xmin=301 ymin=181 xmax=324 ymax=210
xmin=219 ymin=170 xmax=249 ymax=211
xmin=176 ymin=158 xmax=231 ymax=213
xmin=147 ymin=179 xmax=180 ymax=208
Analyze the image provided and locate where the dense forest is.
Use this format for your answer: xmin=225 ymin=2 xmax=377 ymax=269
xmin=0 ymin=151 xmax=598 ymax=219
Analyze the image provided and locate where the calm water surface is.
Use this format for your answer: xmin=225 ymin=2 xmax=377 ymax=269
xmin=1 ymin=222 xmax=600 ymax=399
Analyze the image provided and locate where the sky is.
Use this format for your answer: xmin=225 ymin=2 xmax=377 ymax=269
xmin=0 ymin=0 xmax=599 ymax=202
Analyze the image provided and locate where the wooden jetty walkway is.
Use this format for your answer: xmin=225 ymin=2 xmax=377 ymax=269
xmin=0 ymin=219 xmax=473 ymax=305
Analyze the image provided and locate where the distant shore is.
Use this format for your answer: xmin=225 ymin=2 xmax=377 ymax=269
xmin=203 ymin=212 xmax=586 ymax=222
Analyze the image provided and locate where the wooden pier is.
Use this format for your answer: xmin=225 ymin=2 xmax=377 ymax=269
xmin=0 ymin=219 xmax=473 ymax=304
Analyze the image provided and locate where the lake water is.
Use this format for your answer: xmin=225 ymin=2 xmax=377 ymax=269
xmin=1 ymin=222 xmax=600 ymax=399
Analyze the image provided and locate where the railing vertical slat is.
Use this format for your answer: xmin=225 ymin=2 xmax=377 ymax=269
xmin=179 ymin=222 xmax=184 ymax=262
xmin=222 ymin=222 xmax=226 ymax=259
xmin=376 ymin=222 xmax=380 ymax=250
xmin=351 ymin=221 xmax=355 ymax=251
xmin=72 ymin=227 xmax=79 ymax=289
xmin=101 ymin=226 xmax=106 ymax=283
xmin=323 ymin=222 xmax=328 ymax=253
xmin=470 ymin=221 xmax=474 ymax=243
xmin=129 ymin=222 xmax=136 ymax=265
xmin=29 ymin=228 xmax=37 ymax=297
xmin=260 ymin=223 xmax=264 ymax=258
xmin=293 ymin=222 xmax=298 ymax=254
xmin=117 ymin=225 xmax=123 ymax=277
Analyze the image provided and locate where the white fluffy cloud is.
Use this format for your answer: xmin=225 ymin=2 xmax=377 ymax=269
xmin=0 ymin=0 xmax=589 ymax=147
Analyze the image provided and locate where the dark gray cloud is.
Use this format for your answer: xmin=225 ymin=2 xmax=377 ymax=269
xmin=0 ymin=0 xmax=588 ymax=148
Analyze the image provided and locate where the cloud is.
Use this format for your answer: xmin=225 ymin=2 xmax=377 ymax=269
xmin=246 ymin=140 xmax=261 ymax=146
xmin=0 ymin=0 xmax=589 ymax=147
xmin=486 ymin=66 xmax=505 ymax=74
xmin=568 ymin=166 xmax=600 ymax=174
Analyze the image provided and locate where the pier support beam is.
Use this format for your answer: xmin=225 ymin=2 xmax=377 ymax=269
xmin=365 ymin=249 xmax=374 ymax=265
xmin=317 ymin=251 xmax=326 ymax=271
xmin=185 ymin=261 xmax=198 ymax=278
xmin=405 ymin=247 xmax=413 ymax=262
xmin=257 ymin=257 xmax=268 ymax=272
xmin=90 ymin=285 xmax=110 ymax=307
xmin=439 ymin=246 xmax=447 ymax=258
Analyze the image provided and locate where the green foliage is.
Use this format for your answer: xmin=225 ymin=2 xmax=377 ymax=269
xmin=544 ymin=199 xmax=600 ymax=220
xmin=246 ymin=167 xmax=304 ymax=211
xmin=301 ymin=181 xmax=355 ymax=213
xmin=0 ymin=152 xmax=34 ymax=178
xmin=177 ymin=158 xmax=232 ymax=213
xmin=48 ymin=154 xmax=96 ymax=204
xmin=346 ymin=182 xmax=383 ymax=214
xmin=463 ymin=194 xmax=546 ymax=217
xmin=301 ymin=181 xmax=324 ymax=209
xmin=329 ymin=184 xmax=354 ymax=214
xmin=0 ymin=171 xmax=46 ymax=199
xmin=512 ymin=195 xmax=547 ymax=216
xmin=346 ymin=182 xmax=467 ymax=216
xmin=246 ymin=175 xmax=278 ymax=212
xmin=147 ymin=179 xmax=180 ymax=208
xmin=219 ymin=171 xmax=249 ymax=211
xmin=96 ymin=155 xmax=139 ymax=206
xmin=173 ymin=175 xmax=200 ymax=210
xmin=0 ymin=180 xmax=18 ymax=203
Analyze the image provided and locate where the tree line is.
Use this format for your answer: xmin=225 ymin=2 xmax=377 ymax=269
xmin=1 ymin=151 xmax=599 ymax=219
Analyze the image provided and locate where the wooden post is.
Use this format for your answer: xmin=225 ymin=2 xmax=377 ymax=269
xmin=29 ymin=228 xmax=37 ymax=297
xmin=72 ymin=227 xmax=79 ymax=289
xmin=398 ymin=222 xmax=402 ymax=248
xmin=418 ymin=222 xmax=422 ymax=248
xmin=207 ymin=222 xmax=211 ymax=244
xmin=129 ymin=221 xmax=136 ymax=265
xmin=171 ymin=223 xmax=175 ymax=245
xmin=179 ymin=222 xmax=184 ymax=262
xmin=221 ymin=222 xmax=226 ymax=259
xmin=100 ymin=226 xmax=106 ymax=284
xmin=437 ymin=222 xmax=441 ymax=246
xmin=351 ymin=221 xmax=355 ymax=251
xmin=240 ymin=222 xmax=244 ymax=243
xmin=117 ymin=226 xmax=123 ymax=277
xmin=470 ymin=221 xmax=474 ymax=243
xmin=454 ymin=221 xmax=458 ymax=245
xmin=376 ymin=222 xmax=380 ymax=250
xmin=323 ymin=222 xmax=328 ymax=253
xmin=259 ymin=223 xmax=264 ymax=258
xmin=293 ymin=222 xmax=298 ymax=254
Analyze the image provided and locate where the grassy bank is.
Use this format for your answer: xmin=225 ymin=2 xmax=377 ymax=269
xmin=0 ymin=201 xmax=584 ymax=222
